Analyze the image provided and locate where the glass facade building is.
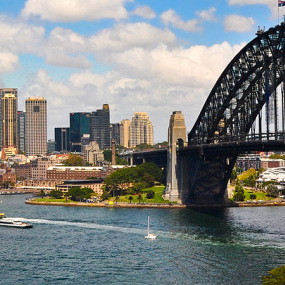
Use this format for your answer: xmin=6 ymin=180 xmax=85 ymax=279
xmin=90 ymin=104 xmax=110 ymax=149
xmin=69 ymin=112 xmax=90 ymax=152
xmin=55 ymin=127 xmax=70 ymax=152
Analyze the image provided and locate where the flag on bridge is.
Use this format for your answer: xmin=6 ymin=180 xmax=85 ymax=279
xmin=279 ymin=0 xmax=285 ymax=7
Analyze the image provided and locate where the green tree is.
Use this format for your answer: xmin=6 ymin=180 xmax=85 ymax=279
xmin=68 ymin=187 xmax=93 ymax=201
xmin=39 ymin=189 xmax=45 ymax=198
xmin=103 ymin=150 xmax=112 ymax=162
xmin=146 ymin=190 xmax=155 ymax=199
xmin=249 ymin=193 xmax=257 ymax=200
xmin=49 ymin=190 xmax=63 ymax=199
xmin=128 ymin=196 xmax=133 ymax=203
xmin=138 ymin=194 xmax=143 ymax=204
xmin=233 ymin=181 xmax=245 ymax=201
xmin=135 ymin=143 xmax=153 ymax=150
xmin=262 ymin=265 xmax=285 ymax=284
xmin=266 ymin=184 xmax=279 ymax=198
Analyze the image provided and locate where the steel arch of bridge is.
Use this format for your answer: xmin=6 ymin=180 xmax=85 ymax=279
xmin=188 ymin=24 xmax=285 ymax=145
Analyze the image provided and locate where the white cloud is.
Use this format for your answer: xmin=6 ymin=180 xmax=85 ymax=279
xmin=161 ymin=9 xmax=201 ymax=32
xmin=22 ymin=41 xmax=245 ymax=141
xmin=89 ymin=22 xmax=177 ymax=54
xmin=196 ymin=7 xmax=217 ymax=22
xmin=21 ymin=0 xmax=132 ymax=22
xmin=224 ymin=15 xmax=255 ymax=32
xmin=132 ymin=6 xmax=156 ymax=19
xmin=0 ymin=52 xmax=19 ymax=73
xmin=0 ymin=18 xmax=45 ymax=55
xmin=228 ymin=0 xmax=277 ymax=18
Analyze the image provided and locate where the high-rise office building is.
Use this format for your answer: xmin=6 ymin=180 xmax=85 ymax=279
xmin=120 ymin=119 xmax=131 ymax=148
xmin=17 ymin=111 xmax=25 ymax=152
xmin=111 ymin=123 xmax=120 ymax=145
xmin=90 ymin=104 xmax=110 ymax=149
xmin=0 ymin=88 xmax=17 ymax=147
xmin=55 ymin=127 xmax=70 ymax=152
xmin=2 ymin=93 xmax=18 ymax=148
xmin=129 ymin=112 xmax=153 ymax=147
xmin=70 ymin=112 xmax=90 ymax=152
xmin=25 ymin=97 xmax=47 ymax=156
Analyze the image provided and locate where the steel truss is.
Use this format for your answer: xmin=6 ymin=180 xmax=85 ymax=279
xmin=188 ymin=24 xmax=285 ymax=145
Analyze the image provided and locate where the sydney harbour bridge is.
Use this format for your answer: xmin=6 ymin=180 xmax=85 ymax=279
xmin=122 ymin=23 xmax=285 ymax=205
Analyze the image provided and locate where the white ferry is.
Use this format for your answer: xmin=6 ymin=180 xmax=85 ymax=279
xmin=0 ymin=213 xmax=33 ymax=228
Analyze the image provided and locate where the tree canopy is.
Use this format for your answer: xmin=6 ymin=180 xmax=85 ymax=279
xmin=262 ymin=265 xmax=285 ymax=284
xmin=68 ymin=187 xmax=94 ymax=201
xmin=64 ymin=154 xmax=85 ymax=166
xmin=104 ymin=162 xmax=163 ymax=196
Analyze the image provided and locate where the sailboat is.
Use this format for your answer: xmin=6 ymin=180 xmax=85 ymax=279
xmin=145 ymin=216 xmax=157 ymax=239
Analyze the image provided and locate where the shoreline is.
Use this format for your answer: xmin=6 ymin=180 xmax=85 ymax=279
xmin=25 ymin=199 xmax=285 ymax=208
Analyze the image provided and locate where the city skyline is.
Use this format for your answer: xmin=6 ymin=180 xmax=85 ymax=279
xmin=0 ymin=0 xmax=281 ymax=142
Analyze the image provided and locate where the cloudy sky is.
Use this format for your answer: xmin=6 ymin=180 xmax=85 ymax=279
xmin=0 ymin=0 xmax=281 ymax=142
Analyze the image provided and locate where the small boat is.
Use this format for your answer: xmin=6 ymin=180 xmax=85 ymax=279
xmin=145 ymin=216 xmax=157 ymax=239
xmin=0 ymin=213 xmax=33 ymax=228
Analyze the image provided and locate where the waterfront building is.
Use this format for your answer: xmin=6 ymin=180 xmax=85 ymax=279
xmin=83 ymin=141 xmax=104 ymax=166
xmin=0 ymin=166 xmax=16 ymax=184
xmin=17 ymin=111 xmax=25 ymax=152
xmin=55 ymin=127 xmax=70 ymax=152
xmin=261 ymin=158 xmax=285 ymax=169
xmin=111 ymin=123 xmax=120 ymax=145
xmin=70 ymin=112 xmax=90 ymax=152
xmin=1 ymin=92 xmax=18 ymax=149
xmin=120 ymin=119 xmax=131 ymax=148
xmin=25 ymin=97 xmax=47 ymax=156
xmin=0 ymin=88 xmax=17 ymax=147
xmin=236 ymin=154 xmax=261 ymax=171
xmin=31 ymin=157 xmax=56 ymax=179
xmin=47 ymin=166 xmax=104 ymax=180
xmin=90 ymin=104 xmax=110 ymax=149
xmin=55 ymin=179 xmax=104 ymax=196
xmin=129 ymin=112 xmax=153 ymax=147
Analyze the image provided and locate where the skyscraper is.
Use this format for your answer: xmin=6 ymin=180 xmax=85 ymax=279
xmin=90 ymin=104 xmax=110 ymax=149
xmin=2 ymin=93 xmax=18 ymax=148
xmin=25 ymin=97 xmax=47 ymax=156
xmin=120 ymin=119 xmax=131 ymax=148
xmin=55 ymin=127 xmax=70 ymax=152
xmin=111 ymin=123 xmax=120 ymax=145
xmin=17 ymin=111 xmax=25 ymax=152
xmin=129 ymin=112 xmax=153 ymax=147
xmin=69 ymin=112 xmax=90 ymax=152
xmin=0 ymin=88 xmax=17 ymax=147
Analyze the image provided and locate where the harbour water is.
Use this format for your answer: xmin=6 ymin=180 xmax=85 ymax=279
xmin=0 ymin=194 xmax=284 ymax=284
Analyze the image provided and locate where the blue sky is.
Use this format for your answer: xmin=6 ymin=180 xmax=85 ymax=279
xmin=0 ymin=0 xmax=281 ymax=141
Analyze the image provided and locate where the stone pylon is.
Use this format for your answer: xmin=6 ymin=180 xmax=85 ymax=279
xmin=164 ymin=111 xmax=187 ymax=203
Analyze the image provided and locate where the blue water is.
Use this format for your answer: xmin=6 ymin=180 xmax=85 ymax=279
xmin=0 ymin=195 xmax=284 ymax=284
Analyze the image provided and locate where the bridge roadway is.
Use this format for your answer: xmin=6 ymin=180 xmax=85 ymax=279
xmin=179 ymin=140 xmax=285 ymax=155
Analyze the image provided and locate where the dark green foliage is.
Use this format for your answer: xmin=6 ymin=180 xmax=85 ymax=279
xmin=104 ymin=162 xmax=164 ymax=197
xmin=103 ymin=150 xmax=112 ymax=162
xmin=146 ymin=190 xmax=155 ymax=199
xmin=135 ymin=143 xmax=153 ymax=150
xmin=128 ymin=196 xmax=133 ymax=203
xmin=137 ymin=194 xmax=143 ymax=204
xmin=101 ymin=189 xmax=111 ymax=201
xmin=249 ymin=193 xmax=257 ymax=199
xmin=49 ymin=190 xmax=63 ymax=199
xmin=233 ymin=181 xmax=245 ymax=201
xmin=68 ymin=187 xmax=94 ymax=201
xmin=266 ymin=184 xmax=279 ymax=198
xmin=39 ymin=189 xmax=45 ymax=198
xmin=262 ymin=265 xmax=285 ymax=284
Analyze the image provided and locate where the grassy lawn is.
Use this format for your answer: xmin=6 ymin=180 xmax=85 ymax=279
xmin=243 ymin=189 xmax=274 ymax=201
xmin=34 ymin=198 xmax=75 ymax=203
xmin=108 ymin=186 xmax=171 ymax=204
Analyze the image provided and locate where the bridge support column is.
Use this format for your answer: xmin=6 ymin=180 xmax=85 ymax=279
xmin=164 ymin=111 xmax=186 ymax=203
